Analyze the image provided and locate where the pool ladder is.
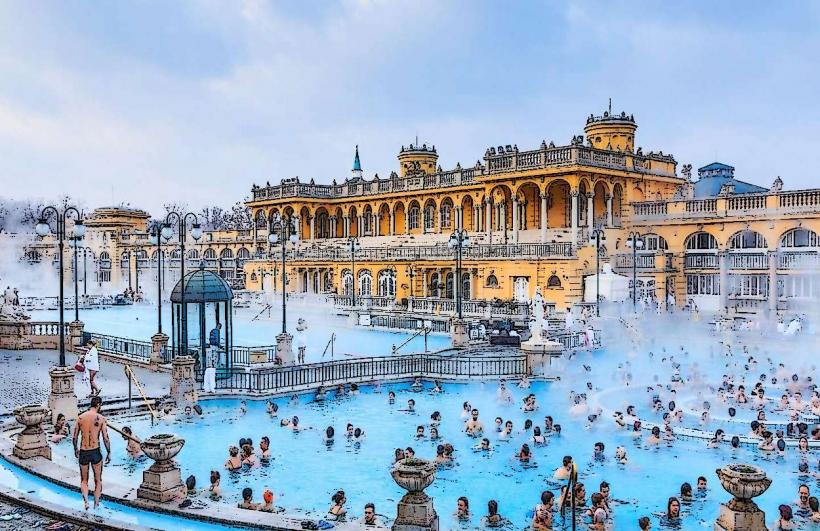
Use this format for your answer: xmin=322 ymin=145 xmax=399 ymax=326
xmin=392 ymin=326 xmax=431 ymax=355
xmin=124 ymin=365 xmax=158 ymax=426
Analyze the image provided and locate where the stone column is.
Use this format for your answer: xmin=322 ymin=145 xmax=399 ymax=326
xmin=405 ymin=210 xmax=410 ymax=234
xmin=169 ymin=355 xmax=198 ymax=409
xmin=473 ymin=205 xmax=481 ymax=231
xmin=150 ymin=332 xmax=169 ymax=370
xmin=451 ymin=318 xmax=469 ymax=348
xmin=455 ymin=206 xmax=462 ymax=231
xmin=570 ymin=189 xmax=579 ymax=249
xmin=768 ymin=251 xmax=778 ymax=313
xmin=389 ymin=211 xmax=395 ymax=235
xmin=48 ymin=366 xmax=78 ymax=423
xmin=309 ymin=216 xmax=315 ymax=240
xmin=586 ymin=192 xmax=594 ymax=227
xmin=276 ymin=332 xmax=294 ymax=364
xmin=137 ymin=434 xmax=185 ymax=503
xmin=485 ymin=199 xmax=492 ymax=241
xmin=606 ymin=194 xmax=613 ymax=227
xmin=512 ymin=197 xmax=520 ymax=243
xmin=719 ymin=251 xmax=729 ymax=312
xmin=375 ymin=214 xmax=381 ymax=236
xmin=540 ymin=192 xmax=548 ymax=243
xmin=13 ymin=405 xmax=51 ymax=460
xmin=68 ymin=320 xmax=84 ymax=353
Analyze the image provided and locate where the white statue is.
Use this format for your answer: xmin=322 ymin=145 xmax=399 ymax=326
xmin=529 ymin=286 xmax=546 ymax=339
xmin=0 ymin=286 xmax=30 ymax=321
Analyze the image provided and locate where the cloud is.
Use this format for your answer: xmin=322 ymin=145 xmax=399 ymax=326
xmin=0 ymin=1 xmax=818 ymax=214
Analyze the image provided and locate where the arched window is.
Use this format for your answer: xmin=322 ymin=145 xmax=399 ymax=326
xmin=461 ymin=273 xmax=471 ymax=300
xmin=408 ymin=206 xmax=420 ymax=230
xmin=547 ymin=275 xmax=562 ymax=288
xmin=187 ymin=249 xmax=199 ymax=259
xmin=429 ymin=273 xmax=441 ymax=298
xmin=358 ymin=270 xmax=372 ymax=297
xmin=424 ymin=204 xmax=436 ymax=231
xmin=237 ymin=248 xmax=251 ymax=259
xmin=170 ymin=249 xmax=182 ymax=259
xmin=220 ymin=248 xmax=233 ymax=258
xmin=729 ymin=230 xmax=767 ymax=249
xmin=643 ymin=234 xmax=669 ymax=251
xmin=342 ymin=270 xmax=353 ymax=296
xmin=486 ymin=274 xmax=499 ymax=288
xmin=25 ymin=249 xmax=41 ymax=263
xmin=378 ymin=269 xmax=396 ymax=297
xmin=780 ymin=228 xmax=819 ymax=248
xmin=685 ymin=232 xmax=718 ymax=251
xmin=440 ymin=202 xmax=452 ymax=229
xmin=445 ymin=272 xmax=454 ymax=299
xmin=119 ymin=251 xmax=129 ymax=269
xmin=203 ymin=248 xmax=217 ymax=259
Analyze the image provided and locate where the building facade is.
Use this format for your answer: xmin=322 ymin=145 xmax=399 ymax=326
xmin=17 ymin=109 xmax=820 ymax=316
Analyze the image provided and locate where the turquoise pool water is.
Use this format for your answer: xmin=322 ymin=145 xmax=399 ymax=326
xmin=30 ymin=300 xmax=450 ymax=361
xmin=0 ymin=459 xmax=248 ymax=530
xmin=40 ymin=313 xmax=820 ymax=529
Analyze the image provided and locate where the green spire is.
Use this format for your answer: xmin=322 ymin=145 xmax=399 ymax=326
xmin=352 ymin=145 xmax=362 ymax=171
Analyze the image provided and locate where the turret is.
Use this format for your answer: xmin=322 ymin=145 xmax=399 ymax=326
xmin=583 ymin=103 xmax=637 ymax=152
xmin=351 ymin=145 xmax=363 ymax=180
xmin=397 ymin=142 xmax=438 ymax=177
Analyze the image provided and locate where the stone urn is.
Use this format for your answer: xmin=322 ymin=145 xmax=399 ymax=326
xmin=715 ymin=463 xmax=772 ymax=531
xmin=391 ymin=458 xmax=438 ymax=531
xmin=137 ymin=434 xmax=185 ymax=503
xmin=13 ymin=405 xmax=51 ymax=460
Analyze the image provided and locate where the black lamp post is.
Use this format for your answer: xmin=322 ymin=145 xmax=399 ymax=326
xmin=447 ymin=229 xmax=471 ymax=319
xmin=36 ymin=206 xmax=85 ymax=366
xmin=269 ymin=214 xmax=299 ymax=335
xmin=70 ymin=236 xmax=82 ymax=322
xmin=148 ymin=221 xmax=171 ymax=335
xmin=589 ymin=229 xmax=605 ymax=317
xmin=162 ymin=212 xmax=202 ymax=357
xmin=347 ymin=237 xmax=360 ymax=307
xmin=626 ymin=231 xmax=644 ymax=311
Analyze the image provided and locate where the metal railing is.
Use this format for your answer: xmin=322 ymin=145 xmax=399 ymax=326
xmin=268 ymin=242 xmax=574 ymax=262
xmin=86 ymin=332 xmax=153 ymax=363
xmin=214 ymin=352 xmax=529 ymax=392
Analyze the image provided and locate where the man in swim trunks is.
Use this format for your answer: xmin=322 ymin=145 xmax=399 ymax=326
xmin=72 ymin=396 xmax=111 ymax=510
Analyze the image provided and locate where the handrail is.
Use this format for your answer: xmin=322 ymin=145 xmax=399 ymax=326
xmin=393 ymin=327 xmax=430 ymax=354
xmin=321 ymin=333 xmax=336 ymax=360
xmin=123 ymin=365 xmax=157 ymax=425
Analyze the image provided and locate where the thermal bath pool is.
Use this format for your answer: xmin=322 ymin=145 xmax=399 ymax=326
xmin=30 ymin=297 xmax=451 ymax=362
xmin=27 ymin=312 xmax=820 ymax=529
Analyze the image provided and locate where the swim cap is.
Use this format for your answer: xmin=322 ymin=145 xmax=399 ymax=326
xmin=263 ymin=489 xmax=273 ymax=503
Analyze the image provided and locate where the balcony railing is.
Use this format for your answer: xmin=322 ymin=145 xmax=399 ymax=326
xmin=779 ymin=252 xmax=820 ymax=270
xmin=631 ymin=188 xmax=820 ymax=222
xmin=265 ymin=242 xmax=574 ymax=263
xmin=728 ymin=253 xmax=768 ymax=270
xmin=333 ymin=295 xmax=530 ymax=321
xmin=684 ymin=253 xmax=719 ymax=269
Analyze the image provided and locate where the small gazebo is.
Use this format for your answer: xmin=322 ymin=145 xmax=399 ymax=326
xmin=170 ymin=265 xmax=234 ymax=379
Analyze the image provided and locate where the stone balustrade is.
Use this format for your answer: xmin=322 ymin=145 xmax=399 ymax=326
xmin=630 ymin=188 xmax=820 ymax=222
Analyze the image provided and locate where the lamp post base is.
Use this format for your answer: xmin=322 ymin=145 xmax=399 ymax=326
xmin=450 ymin=319 xmax=469 ymax=348
xmin=150 ymin=333 xmax=169 ymax=370
xmin=48 ymin=365 xmax=78 ymax=423
xmin=276 ymin=333 xmax=294 ymax=364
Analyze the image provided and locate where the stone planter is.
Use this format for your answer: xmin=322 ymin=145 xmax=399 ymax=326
xmin=13 ymin=405 xmax=51 ymax=460
xmin=137 ymin=434 xmax=185 ymax=502
xmin=391 ymin=458 xmax=438 ymax=531
xmin=715 ymin=463 xmax=772 ymax=531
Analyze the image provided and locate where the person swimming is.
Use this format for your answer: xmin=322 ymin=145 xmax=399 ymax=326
xmin=224 ymin=446 xmax=242 ymax=471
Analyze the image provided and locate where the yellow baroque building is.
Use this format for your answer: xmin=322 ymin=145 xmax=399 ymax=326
xmin=18 ymin=109 xmax=820 ymax=318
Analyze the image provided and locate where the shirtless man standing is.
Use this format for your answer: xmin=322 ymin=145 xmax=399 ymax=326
xmin=72 ymin=396 xmax=111 ymax=510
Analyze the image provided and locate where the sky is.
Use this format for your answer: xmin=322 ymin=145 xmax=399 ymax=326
xmin=1 ymin=0 xmax=819 ymax=215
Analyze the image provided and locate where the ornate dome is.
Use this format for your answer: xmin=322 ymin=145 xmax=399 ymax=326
xmin=170 ymin=266 xmax=233 ymax=303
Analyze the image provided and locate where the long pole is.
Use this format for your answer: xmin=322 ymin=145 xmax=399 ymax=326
xmin=351 ymin=239 xmax=357 ymax=307
xmin=632 ymin=236 xmax=638 ymax=311
xmin=57 ymin=217 xmax=65 ymax=366
xmin=73 ymin=237 xmax=79 ymax=321
xmin=281 ymin=234 xmax=287 ymax=334
xmin=155 ymin=225 xmax=163 ymax=334
xmin=179 ymin=225 xmax=186 ymax=357
xmin=456 ymin=236 xmax=463 ymax=319
xmin=83 ymin=250 xmax=87 ymax=296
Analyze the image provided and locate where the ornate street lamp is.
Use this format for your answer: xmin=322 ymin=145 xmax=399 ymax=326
xmin=269 ymin=214 xmax=299 ymax=362
xmin=36 ymin=206 xmax=85 ymax=367
xmin=348 ymin=237 xmax=361 ymax=306
xmin=162 ymin=212 xmax=202 ymax=357
xmin=148 ymin=222 xmax=171 ymax=335
xmin=589 ymin=229 xmax=606 ymax=317
xmin=70 ymin=236 xmax=83 ymax=322
xmin=625 ymin=232 xmax=644 ymax=311
xmin=447 ymin=229 xmax=471 ymax=319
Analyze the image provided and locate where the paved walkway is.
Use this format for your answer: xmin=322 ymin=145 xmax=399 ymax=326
xmin=0 ymin=349 xmax=171 ymax=415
